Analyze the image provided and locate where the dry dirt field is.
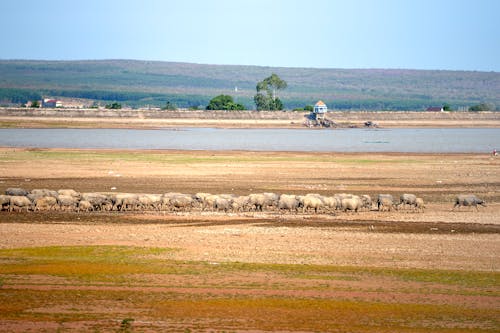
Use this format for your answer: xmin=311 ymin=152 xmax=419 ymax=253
xmin=0 ymin=148 xmax=499 ymax=332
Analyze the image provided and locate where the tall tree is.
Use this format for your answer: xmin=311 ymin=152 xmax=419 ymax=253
xmin=264 ymin=73 xmax=287 ymax=100
xmin=254 ymin=74 xmax=287 ymax=111
xmin=253 ymin=92 xmax=269 ymax=111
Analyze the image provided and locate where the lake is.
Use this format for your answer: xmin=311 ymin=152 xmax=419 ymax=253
xmin=0 ymin=128 xmax=498 ymax=153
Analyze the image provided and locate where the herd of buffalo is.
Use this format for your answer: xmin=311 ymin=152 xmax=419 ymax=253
xmin=0 ymin=187 xmax=486 ymax=214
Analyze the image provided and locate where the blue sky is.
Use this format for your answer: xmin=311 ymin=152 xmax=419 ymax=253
xmin=1 ymin=0 xmax=499 ymax=71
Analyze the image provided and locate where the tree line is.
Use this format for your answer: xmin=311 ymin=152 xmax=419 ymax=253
xmin=0 ymin=84 xmax=497 ymax=112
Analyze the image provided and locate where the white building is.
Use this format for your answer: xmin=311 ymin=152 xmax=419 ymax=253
xmin=42 ymin=98 xmax=63 ymax=108
xmin=313 ymin=100 xmax=328 ymax=114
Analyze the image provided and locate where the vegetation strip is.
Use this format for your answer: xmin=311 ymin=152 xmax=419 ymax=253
xmin=0 ymin=245 xmax=499 ymax=332
xmin=1 ymin=245 xmax=498 ymax=289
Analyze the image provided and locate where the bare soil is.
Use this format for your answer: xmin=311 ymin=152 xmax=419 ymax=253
xmin=0 ymin=147 xmax=499 ymax=332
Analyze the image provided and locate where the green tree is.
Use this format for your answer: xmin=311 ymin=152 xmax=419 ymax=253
xmin=304 ymin=105 xmax=314 ymax=111
xmin=30 ymin=100 xmax=40 ymax=108
xmin=253 ymin=93 xmax=270 ymax=111
xmin=254 ymin=74 xmax=287 ymax=111
xmin=265 ymin=73 xmax=287 ymax=100
xmin=105 ymin=102 xmax=122 ymax=109
xmin=469 ymin=103 xmax=493 ymax=112
xmin=206 ymin=95 xmax=245 ymax=110
xmin=270 ymin=98 xmax=283 ymax=111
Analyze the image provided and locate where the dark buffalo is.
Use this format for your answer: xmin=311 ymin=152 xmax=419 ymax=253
xmin=453 ymin=194 xmax=486 ymax=211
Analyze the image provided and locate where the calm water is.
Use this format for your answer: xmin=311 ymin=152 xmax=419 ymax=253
xmin=0 ymin=128 xmax=498 ymax=153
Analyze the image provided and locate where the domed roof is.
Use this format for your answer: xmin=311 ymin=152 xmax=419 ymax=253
xmin=315 ymin=100 xmax=326 ymax=107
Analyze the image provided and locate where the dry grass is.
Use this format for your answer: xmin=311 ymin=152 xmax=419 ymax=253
xmin=0 ymin=245 xmax=499 ymax=332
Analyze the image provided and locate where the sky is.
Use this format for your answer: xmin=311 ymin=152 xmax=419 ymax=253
xmin=1 ymin=0 xmax=499 ymax=71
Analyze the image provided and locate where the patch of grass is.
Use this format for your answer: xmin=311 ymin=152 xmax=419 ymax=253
xmin=0 ymin=149 xmax=425 ymax=165
xmin=0 ymin=150 xmax=108 ymax=163
xmin=217 ymin=262 xmax=500 ymax=290
xmin=153 ymin=297 xmax=500 ymax=332
xmin=0 ymin=246 xmax=176 ymax=282
xmin=296 ymin=273 xmax=361 ymax=281
xmin=327 ymin=158 xmax=422 ymax=164
xmin=0 ymin=120 xmax=97 ymax=129
xmin=2 ymin=246 xmax=497 ymax=290
xmin=0 ymin=245 xmax=170 ymax=262
xmin=0 ymin=121 xmax=19 ymax=128
xmin=2 ymin=288 xmax=497 ymax=332
xmin=381 ymin=267 xmax=500 ymax=289
xmin=0 ymin=150 xmax=257 ymax=164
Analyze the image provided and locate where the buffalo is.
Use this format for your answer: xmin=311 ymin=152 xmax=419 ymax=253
xmin=453 ymin=194 xmax=486 ymax=211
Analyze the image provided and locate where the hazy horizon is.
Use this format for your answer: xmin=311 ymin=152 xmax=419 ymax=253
xmin=1 ymin=0 xmax=499 ymax=72
xmin=0 ymin=58 xmax=498 ymax=73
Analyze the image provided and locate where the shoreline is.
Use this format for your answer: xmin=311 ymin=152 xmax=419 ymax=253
xmin=1 ymin=118 xmax=499 ymax=129
xmin=0 ymin=146 xmax=492 ymax=156
xmin=1 ymin=109 xmax=499 ymax=129
xmin=0 ymin=146 xmax=485 ymax=156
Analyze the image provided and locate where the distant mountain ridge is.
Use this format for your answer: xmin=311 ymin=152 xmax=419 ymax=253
xmin=0 ymin=59 xmax=498 ymax=110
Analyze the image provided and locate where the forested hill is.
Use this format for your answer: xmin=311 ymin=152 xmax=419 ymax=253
xmin=0 ymin=59 xmax=498 ymax=110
